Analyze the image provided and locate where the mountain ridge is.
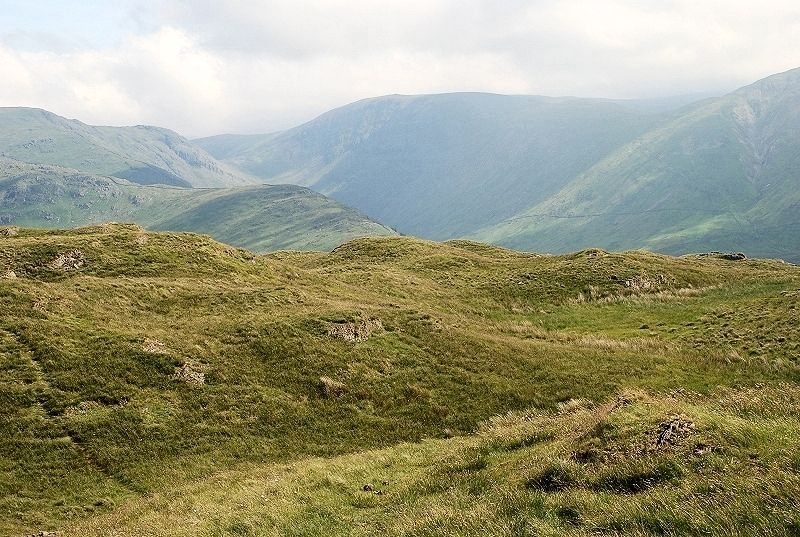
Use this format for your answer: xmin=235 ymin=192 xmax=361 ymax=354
xmin=0 ymin=107 xmax=255 ymax=188
xmin=196 ymin=69 xmax=800 ymax=261
xmin=0 ymin=158 xmax=395 ymax=251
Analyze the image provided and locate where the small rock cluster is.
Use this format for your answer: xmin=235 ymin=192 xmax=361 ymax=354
xmin=696 ymin=251 xmax=748 ymax=261
xmin=63 ymin=401 xmax=102 ymax=416
xmin=0 ymin=226 xmax=19 ymax=237
xmin=328 ymin=318 xmax=383 ymax=342
xmin=362 ymin=480 xmax=390 ymax=495
xmin=655 ymin=414 xmax=695 ymax=449
xmin=49 ymin=250 xmax=85 ymax=270
xmin=319 ymin=376 xmax=347 ymax=398
xmin=142 ymin=338 xmax=168 ymax=354
xmin=173 ymin=362 xmax=205 ymax=385
xmin=623 ymin=273 xmax=670 ymax=292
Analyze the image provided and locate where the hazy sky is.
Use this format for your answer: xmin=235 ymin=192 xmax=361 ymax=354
xmin=1 ymin=0 xmax=799 ymax=137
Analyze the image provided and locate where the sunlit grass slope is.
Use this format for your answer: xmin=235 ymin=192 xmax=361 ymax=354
xmin=65 ymin=385 xmax=800 ymax=536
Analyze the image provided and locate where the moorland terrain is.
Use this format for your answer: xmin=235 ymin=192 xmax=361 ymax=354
xmin=1 ymin=224 xmax=798 ymax=535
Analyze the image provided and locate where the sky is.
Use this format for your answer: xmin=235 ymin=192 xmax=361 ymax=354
xmin=1 ymin=0 xmax=799 ymax=137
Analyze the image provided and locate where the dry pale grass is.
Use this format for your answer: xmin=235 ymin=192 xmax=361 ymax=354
xmin=567 ymin=285 xmax=719 ymax=305
xmin=497 ymin=320 xmax=675 ymax=352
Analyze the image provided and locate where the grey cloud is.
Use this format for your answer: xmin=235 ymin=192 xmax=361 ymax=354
xmin=1 ymin=0 xmax=799 ymax=136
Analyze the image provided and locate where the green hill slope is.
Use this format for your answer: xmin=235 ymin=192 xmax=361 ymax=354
xmin=0 ymin=107 xmax=253 ymax=187
xmin=0 ymin=159 xmax=396 ymax=251
xmin=1 ymin=227 xmax=798 ymax=535
xmin=195 ymin=93 xmax=662 ymax=238
xmin=65 ymin=385 xmax=800 ymax=536
xmin=476 ymin=68 xmax=800 ymax=261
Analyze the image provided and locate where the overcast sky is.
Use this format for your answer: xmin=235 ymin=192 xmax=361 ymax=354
xmin=1 ymin=0 xmax=799 ymax=137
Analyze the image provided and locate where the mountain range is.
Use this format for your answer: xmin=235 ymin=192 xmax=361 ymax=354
xmin=198 ymin=68 xmax=800 ymax=261
xmin=1 ymin=68 xmax=799 ymax=259
xmin=0 ymin=109 xmax=395 ymax=251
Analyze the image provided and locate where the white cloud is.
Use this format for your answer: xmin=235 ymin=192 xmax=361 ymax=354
xmin=1 ymin=0 xmax=799 ymax=136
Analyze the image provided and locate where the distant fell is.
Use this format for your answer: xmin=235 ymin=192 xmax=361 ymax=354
xmin=197 ymin=71 xmax=800 ymax=261
xmin=0 ymin=107 xmax=253 ymax=188
xmin=0 ymin=159 xmax=395 ymax=251
xmin=476 ymin=67 xmax=800 ymax=261
xmin=195 ymin=93 xmax=663 ymax=238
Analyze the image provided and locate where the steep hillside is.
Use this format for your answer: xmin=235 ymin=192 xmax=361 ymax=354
xmin=1 ymin=227 xmax=798 ymax=534
xmin=196 ymin=93 xmax=661 ymax=238
xmin=0 ymin=159 xmax=395 ymax=251
xmin=476 ymin=68 xmax=800 ymax=261
xmin=0 ymin=107 xmax=253 ymax=187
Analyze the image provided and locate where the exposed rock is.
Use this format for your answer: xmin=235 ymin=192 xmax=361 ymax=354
xmin=655 ymin=415 xmax=695 ymax=449
xmin=718 ymin=252 xmax=747 ymax=261
xmin=25 ymin=532 xmax=59 ymax=537
xmin=328 ymin=318 xmax=383 ymax=342
xmin=695 ymin=251 xmax=748 ymax=261
xmin=173 ymin=362 xmax=205 ymax=385
xmin=362 ymin=483 xmax=374 ymax=492
xmin=623 ymin=273 xmax=670 ymax=292
xmin=692 ymin=442 xmax=716 ymax=456
xmin=142 ymin=338 xmax=168 ymax=354
xmin=319 ymin=376 xmax=347 ymax=398
xmin=0 ymin=226 xmax=19 ymax=237
xmin=49 ymin=250 xmax=85 ymax=270
xmin=1 ymin=270 xmax=16 ymax=279
xmin=63 ymin=401 xmax=102 ymax=416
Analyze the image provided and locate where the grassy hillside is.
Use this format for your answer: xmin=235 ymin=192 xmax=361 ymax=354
xmin=0 ymin=107 xmax=253 ymax=187
xmin=65 ymin=386 xmax=800 ymax=536
xmin=0 ymin=159 xmax=396 ymax=252
xmin=1 ymin=226 xmax=798 ymax=535
xmin=474 ymin=68 xmax=800 ymax=262
xmin=195 ymin=93 xmax=661 ymax=238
